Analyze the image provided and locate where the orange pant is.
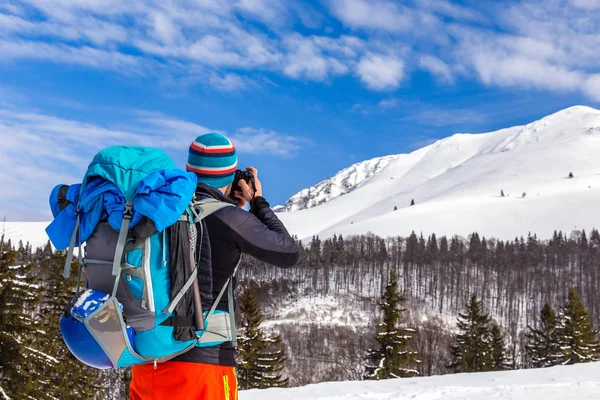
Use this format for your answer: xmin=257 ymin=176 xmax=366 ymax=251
xmin=130 ymin=361 xmax=238 ymax=400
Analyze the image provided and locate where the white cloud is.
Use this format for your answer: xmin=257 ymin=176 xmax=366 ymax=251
xmin=283 ymin=37 xmax=331 ymax=80
xmin=0 ymin=11 xmax=128 ymax=46
xmin=499 ymin=1 xmax=600 ymax=70
xmin=209 ymin=73 xmax=251 ymax=91
xmin=473 ymin=53 xmax=584 ymax=92
xmin=398 ymin=107 xmax=485 ymax=127
xmin=417 ymin=0 xmax=486 ymax=22
xmin=448 ymin=4 xmax=597 ymax=97
xmin=149 ymin=11 xmax=182 ymax=45
xmin=0 ymin=104 xmax=306 ymax=220
xmin=356 ymin=54 xmax=404 ymax=91
xmin=0 ymin=39 xmax=142 ymax=72
xmin=232 ymin=127 xmax=305 ymax=157
xmin=283 ymin=35 xmax=354 ymax=81
xmin=329 ymin=0 xmax=413 ymax=32
xmin=1 ymin=0 xmax=600 ymax=98
xmin=234 ymin=0 xmax=289 ymax=25
xmin=419 ymin=55 xmax=453 ymax=83
xmin=569 ymin=0 xmax=600 ymax=9
xmin=582 ymin=74 xmax=600 ymax=102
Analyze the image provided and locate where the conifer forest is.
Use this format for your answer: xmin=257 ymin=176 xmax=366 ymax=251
xmin=2 ymin=228 xmax=600 ymax=397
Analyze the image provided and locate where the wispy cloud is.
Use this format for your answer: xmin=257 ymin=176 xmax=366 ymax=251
xmin=378 ymin=98 xmax=399 ymax=109
xmin=232 ymin=127 xmax=307 ymax=157
xmin=208 ymin=73 xmax=253 ymax=92
xmin=328 ymin=0 xmax=414 ymax=32
xmin=582 ymin=75 xmax=600 ymax=102
xmin=0 ymin=39 xmax=142 ymax=72
xmin=419 ymin=55 xmax=453 ymax=83
xmin=398 ymin=107 xmax=486 ymax=127
xmin=1 ymin=0 xmax=599 ymax=100
xmin=0 ymin=103 xmax=307 ymax=221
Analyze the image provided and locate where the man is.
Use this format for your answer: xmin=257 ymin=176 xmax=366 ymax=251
xmin=130 ymin=133 xmax=299 ymax=399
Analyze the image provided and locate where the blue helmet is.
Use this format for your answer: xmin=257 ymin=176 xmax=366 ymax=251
xmin=60 ymin=289 xmax=135 ymax=369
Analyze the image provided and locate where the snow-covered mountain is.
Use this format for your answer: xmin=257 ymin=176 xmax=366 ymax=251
xmin=240 ymin=362 xmax=600 ymax=400
xmin=277 ymin=105 xmax=600 ymax=241
xmin=274 ymin=155 xmax=399 ymax=212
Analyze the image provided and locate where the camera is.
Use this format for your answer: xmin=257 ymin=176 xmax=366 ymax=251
xmin=231 ymin=169 xmax=255 ymax=201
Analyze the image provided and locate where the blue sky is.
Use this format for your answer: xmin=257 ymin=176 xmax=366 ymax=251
xmin=1 ymin=0 xmax=599 ymax=221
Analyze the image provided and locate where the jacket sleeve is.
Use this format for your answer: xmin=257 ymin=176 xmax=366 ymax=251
xmin=220 ymin=197 xmax=299 ymax=268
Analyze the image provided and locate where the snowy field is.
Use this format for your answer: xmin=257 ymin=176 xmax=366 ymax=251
xmin=241 ymin=362 xmax=600 ymax=400
xmin=262 ymin=294 xmax=372 ymax=330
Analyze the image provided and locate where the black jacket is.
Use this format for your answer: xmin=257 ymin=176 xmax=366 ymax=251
xmin=173 ymin=183 xmax=299 ymax=365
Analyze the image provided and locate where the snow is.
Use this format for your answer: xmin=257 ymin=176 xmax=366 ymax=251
xmin=277 ymin=106 xmax=600 ymax=241
xmin=274 ymin=155 xmax=400 ymax=212
xmin=240 ymin=362 xmax=600 ymax=400
xmin=0 ymin=386 xmax=8 ymax=400
xmin=263 ymin=295 xmax=372 ymax=330
xmin=25 ymin=346 xmax=59 ymax=364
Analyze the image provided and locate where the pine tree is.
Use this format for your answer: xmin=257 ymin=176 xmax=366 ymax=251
xmin=410 ymin=199 xmax=415 ymax=206
xmin=489 ymin=322 xmax=509 ymax=371
xmin=448 ymin=294 xmax=492 ymax=373
xmin=31 ymin=250 xmax=99 ymax=398
xmin=526 ymin=302 xmax=562 ymax=368
xmin=0 ymin=237 xmax=43 ymax=397
xmin=555 ymin=289 xmax=599 ymax=364
xmin=366 ymin=269 xmax=419 ymax=379
xmin=237 ymin=285 xmax=288 ymax=390
xmin=568 ymin=172 xmax=574 ymax=178
xmin=500 ymin=190 xmax=505 ymax=197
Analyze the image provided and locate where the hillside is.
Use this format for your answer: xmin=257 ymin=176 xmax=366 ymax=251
xmin=277 ymin=106 xmax=600 ymax=241
xmin=240 ymin=362 xmax=600 ymax=400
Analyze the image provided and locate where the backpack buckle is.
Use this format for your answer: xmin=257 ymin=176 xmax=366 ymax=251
xmin=123 ymin=203 xmax=133 ymax=220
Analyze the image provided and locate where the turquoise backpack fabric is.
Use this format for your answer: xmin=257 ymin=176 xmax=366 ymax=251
xmin=83 ymin=146 xmax=176 ymax=200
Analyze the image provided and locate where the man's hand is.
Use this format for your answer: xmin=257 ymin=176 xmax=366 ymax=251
xmin=233 ymin=166 xmax=263 ymax=208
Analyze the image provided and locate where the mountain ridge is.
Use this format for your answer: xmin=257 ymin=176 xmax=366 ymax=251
xmin=276 ymin=105 xmax=600 ymax=241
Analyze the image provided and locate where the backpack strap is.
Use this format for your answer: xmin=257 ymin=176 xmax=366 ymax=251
xmin=162 ymin=198 xmax=233 ymax=316
xmin=205 ymin=257 xmax=241 ymax=320
xmin=198 ymin=256 xmax=241 ymax=345
xmin=63 ymin=210 xmax=81 ymax=278
xmin=188 ymin=197 xmax=233 ymax=223
xmin=227 ymin=272 xmax=237 ymax=348
xmin=110 ymin=201 xmax=134 ymax=298
xmin=112 ymin=201 xmax=133 ymax=277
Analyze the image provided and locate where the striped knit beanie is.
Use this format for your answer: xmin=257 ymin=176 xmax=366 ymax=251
xmin=186 ymin=133 xmax=238 ymax=188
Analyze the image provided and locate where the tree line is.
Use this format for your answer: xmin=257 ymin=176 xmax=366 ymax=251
xmin=237 ymin=229 xmax=600 ymax=385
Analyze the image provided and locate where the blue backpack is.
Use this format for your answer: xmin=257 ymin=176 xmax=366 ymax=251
xmin=47 ymin=146 xmax=238 ymax=369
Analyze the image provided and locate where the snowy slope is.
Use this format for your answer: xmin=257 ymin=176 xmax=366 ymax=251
xmin=277 ymin=106 xmax=600 ymax=241
xmin=240 ymin=362 xmax=600 ymax=400
xmin=274 ymin=155 xmax=400 ymax=212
